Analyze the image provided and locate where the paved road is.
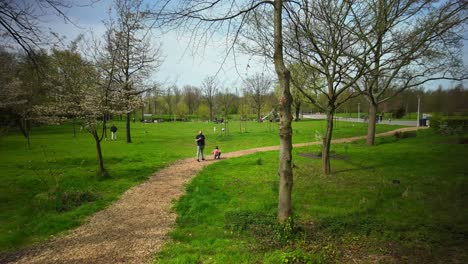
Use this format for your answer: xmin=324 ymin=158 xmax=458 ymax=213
xmin=302 ymin=114 xmax=423 ymax=127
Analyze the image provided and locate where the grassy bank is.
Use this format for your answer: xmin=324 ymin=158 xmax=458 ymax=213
xmin=0 ymin=120 xmax=402 ymax=252
xmin=155 ymin=129 xmax=467 ymax=263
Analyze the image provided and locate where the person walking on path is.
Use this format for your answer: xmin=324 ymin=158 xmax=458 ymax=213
xmin=195 ymin=130 xmax=205 ymax=162
xmin=110 ymin=124 xmax=118 ymax=140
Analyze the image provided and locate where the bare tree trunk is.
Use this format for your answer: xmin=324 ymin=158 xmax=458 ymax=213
xmin=18 ymin=118 xmax=31 ymax=149
xmin=295 ymin=103 xmax=301 ymax=121
xmin=322 ymin=112 xmax=334 ymax=174
xmin=257 ymin=107 xmax=261 ymax=122
xmin=209 ymin=104 xmax=213 ymax=121
xmin=92 ymin=130 xmax=106 ymax=177
xmin=367 ymin=103 xmax=377 ymax=145
xmin=126 ymin=112 xmax=132 ymax=143
xmin=72 ymin=118 xmax=76 ymax=137
xmin=274 ymin=0 xmax=293 ymax=223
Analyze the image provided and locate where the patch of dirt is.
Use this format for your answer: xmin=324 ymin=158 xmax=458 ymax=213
xmin=0 ymin=127 xmax=423 ymax=264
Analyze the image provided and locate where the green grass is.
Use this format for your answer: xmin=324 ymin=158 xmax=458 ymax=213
xmin=0 ymin=119 xmax=402 ymax=253
xmin=155 ymin=129 xmax=468 ymax=263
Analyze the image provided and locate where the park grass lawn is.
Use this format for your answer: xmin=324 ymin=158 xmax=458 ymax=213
xmin=0 ymin=119 xmax=402 ymax=253
xmin=154 ymin=129 xmax=468 ymax=263
xmin=334 ymin=112 xmax=420 ymax=121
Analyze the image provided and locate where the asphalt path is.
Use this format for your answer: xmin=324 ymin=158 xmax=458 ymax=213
xmin=302 ymin=114 xmax=424 ymax=127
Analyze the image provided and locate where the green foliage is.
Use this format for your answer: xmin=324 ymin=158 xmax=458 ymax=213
xmin=55 ymin=190 xmax=100 ymax=212
xmin=0 ymin=120 xmax=403 ymax=252
xmin=224 ymin=210 xmax=276 ymax=232
xmin=394 ymin=130 xmax=417 ymax=139
xmin=431 ymin=115 xmax=468 ymax=135
xmin=392 ymin=107 xmax=406 ymax=119
xmin=280 ymin=251 xmax=320 ymax=264
xmin=155 ymin=129 xmax=468 ymax=263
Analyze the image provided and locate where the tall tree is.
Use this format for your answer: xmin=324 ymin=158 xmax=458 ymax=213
xmin=349 ymin=0 xmax=467 ymax=145
xmin=107 ymin=0 xmax=163 ymax=143
xmin=0 ymin=0 xmax=97 ymax=60
xmin=239 ymin=0 xmax=365 ymax=174
xmin=0 ymin=50 xmax=53 ymax=148
xmin=156 ymin=0 xmax=294 ymax=223
xmin=49 ymin=38 xmax=89 ymax=137
xmin=183 ymin=85 xmax=201 ymax=114
xmin=244 ymin=73 xmax=272 ymax=122
xmin=201 ymin=75 xmax=219 ymax=121
xmin=285 ymin=0 xmax=365 ymax=174
xmin=38 ymin=43 xmax=116 ymax=176
xmin=217 ymin=88 xmax=236 ymax=134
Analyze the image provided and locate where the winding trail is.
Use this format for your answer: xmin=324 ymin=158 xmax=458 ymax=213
xmin=0 ymin=127 xmax=423 ymax=264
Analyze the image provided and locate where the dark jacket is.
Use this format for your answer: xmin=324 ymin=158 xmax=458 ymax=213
xmin=196 ymin=134 xmax=205 ymax=146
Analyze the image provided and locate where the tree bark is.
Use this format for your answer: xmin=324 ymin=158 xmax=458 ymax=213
xmin=295 ymin=103 xmax=301 ymax=121
xmin=18 ymin=118 xmax=31 ymax=149
xmin=72 ymin=118 xmax=76 ymax=137
xmin=322 ymin=112 xmax=334 ymax=174
xmin=367 ymin=102 xmax=378 ymax=145
xmin=126 ymin=112 xmax=132 ymax=143
xmin=209 ymin=104 xmax=213 ymax=122
xmin=92 ymin=130 xmax=106 ymax=176
xmin=257 ymin=107 xmax=261 ymax=122
xmin=274 ymin=0 xmax=293 ymax=223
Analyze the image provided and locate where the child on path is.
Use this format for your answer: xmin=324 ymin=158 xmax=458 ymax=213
xmin=213 ymin=146 xmax=221 ymax=159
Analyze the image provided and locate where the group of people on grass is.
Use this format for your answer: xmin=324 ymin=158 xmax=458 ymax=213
xmin=195 ymin=130 xmax=221 ymax=162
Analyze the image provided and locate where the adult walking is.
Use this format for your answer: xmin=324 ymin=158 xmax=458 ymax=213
xmin=195 ymin=130 xmax=205 ymax=162
xmin=110 ymin=124 xmax=118 ymax=140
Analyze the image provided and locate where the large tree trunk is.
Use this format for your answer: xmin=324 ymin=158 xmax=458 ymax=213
xmin=274 ymin=0 xmax=294 ymax=223
xmin=126 ymin=112 xmax=132 ymax=143
xmin=322 ymin=112 xmax=334 ymax=174
xmin=367 ymin=102 xmax=378 ymax=145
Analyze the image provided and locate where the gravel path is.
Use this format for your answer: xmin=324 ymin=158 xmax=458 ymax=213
xmin=0 ymin=127 xmax=423 ymax=264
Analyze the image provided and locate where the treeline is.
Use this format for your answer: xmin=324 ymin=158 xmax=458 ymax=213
xmin=338 ymin=85 xmax=468 ymax=117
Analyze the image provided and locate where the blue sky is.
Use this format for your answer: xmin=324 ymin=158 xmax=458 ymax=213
xmin=44 ymin=0 xmax=267 ymax=90
xmin=43 ymin=0 xmax=466 ymax=90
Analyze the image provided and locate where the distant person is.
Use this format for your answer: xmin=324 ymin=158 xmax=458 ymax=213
xmin=195 ymin=130 xmax=205 ymax=162
xmin=110 ymin=124 xmax=118 ymax=140
xmin=213 ymin=146 xmax=221 ymax=159
xmin=132 ymin=117 xmax=136 ymax=123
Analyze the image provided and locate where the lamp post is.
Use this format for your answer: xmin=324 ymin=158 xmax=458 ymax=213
xmin=417 ymin=95 xmax=420 ymax=127
xmin=358 ymin=103 xmax=360 ymax=122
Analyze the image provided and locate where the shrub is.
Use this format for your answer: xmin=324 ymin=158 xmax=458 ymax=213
xmin=55 ymin=190 xmax=99 ymax=212
xmin=394 ymin=131 xmax=417 ymax=139
xmin=392 ymin=107 xmax=406 ymax=119
xmin=225 ymin=211 xmax=303 ymax=248
xmin=431 ymin=115 xmax=468 ymax=135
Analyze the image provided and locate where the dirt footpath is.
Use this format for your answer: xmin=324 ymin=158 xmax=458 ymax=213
xmin=0 ymin=127 xmax=423 ymax=264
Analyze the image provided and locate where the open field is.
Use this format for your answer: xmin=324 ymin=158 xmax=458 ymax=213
xmin=155 ymin=129 xmax=468 ymax=263
xmin=334 ymin=112 xmax=423 ymax=121
xmin=0 ymin=120 xmax=403 ymax=253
